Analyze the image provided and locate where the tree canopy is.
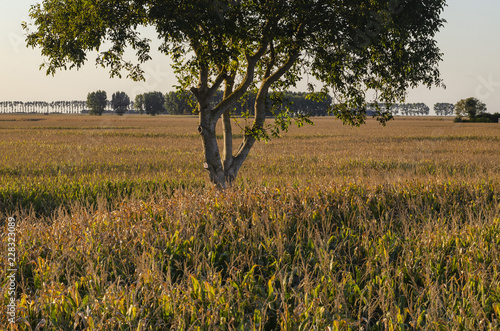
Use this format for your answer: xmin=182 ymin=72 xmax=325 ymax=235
xmin=111 ymin=91 xmax=131 ymax=115
xmin=134 ymin=94 xmax=145 ymax=115
xmin=86 ymin=90 xmax=107 ymax=116
xmin=434 ymin=102 xmax=454 ymax=116
xmin=143 ymin=91 xmax=166 ymax=115
xmin=164 ymin=91 xmax=196 ymax=115
xmin=395 ymin=103 xmax=430 ymax=116
xmin=455 ymin=97 xmax=487 ymax=119
xmin=24 ymin=0 xmax=447 ymax=187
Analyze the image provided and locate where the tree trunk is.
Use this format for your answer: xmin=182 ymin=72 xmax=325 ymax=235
xmin=199 ymin=112 xmax=240 ymax=188
xmin=199 ymin=107 xmax=227 ymax=188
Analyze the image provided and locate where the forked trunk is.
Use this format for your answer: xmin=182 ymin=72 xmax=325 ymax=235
xmin=198 ymin=109 xmax=241 ymax=189
xmin=194 ymin=44 xmax=300 ymax=189
xmin=199 ymin=109 xmax=224 ymax=188
xmin=197 ymin=59 xmax=299 ymax=188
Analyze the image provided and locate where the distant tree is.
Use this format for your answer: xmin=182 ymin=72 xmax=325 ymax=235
xmin=366 ymin=103 xmax=395 ymax=116
xmin=455 ymin=97 xmax=486 ymax=119
xmin=111 ymin=91 xmax=131 ymax=116
xmin=278 ymin=92 xmax=332 ymax=117
xmin=397 ymin=103 xmax=429 ymax=116
xmin=164 ymin=91 xmax=196 ymax=115
xmin=434 ymin=103 xmax=454 ymax=116
xmin=87 ymin=91 xmax=107 ymax=116
xmin=13 ymin=101 xmax=23 ymax=113
xmin=388 ymin=104 xmax=400 ymax=116
xmin=143 ymin=92 xmax=166 ymax=116
xmin=419 ymin=103 xmax=430 ymax=116
xmin=134 ymin=94 xmax=145 ymax=115
xmin=41 ymin=101 xmax=50 ymax=113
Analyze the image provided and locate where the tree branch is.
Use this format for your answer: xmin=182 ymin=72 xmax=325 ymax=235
xmin=266 ymin=49 xmax=301 ymax=86
xmin=231 ymin=49 xmax=301 ymax=169
xmin=207 ymin=68 xmax=228 ymax=100
xmin=263 ymin=41 xmax=276 ymax=79
xmin=212 ymin=41 xmax=269 ymax=119
xmin=222 ymin=73 xmax=236 ymax=170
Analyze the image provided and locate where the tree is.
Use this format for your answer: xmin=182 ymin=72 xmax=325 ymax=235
xmin=24 ymin=0 xmax=446 ymax=187
xmin=395 ymin=103 xmax=429 ymax=116
xmin=416 ymin=103 xmax=430 ymax=116
xmin=143 ymin=92 xmax=166 ymax=116
xmin=273 ymin=92 xmax=333 ymax=117
xmin=86 ymin=91 xmax=107 ymax=116
xmin=111 ymin=91 xmax=131 ymax=116
xmin=455 ymin=97 xmax=487 ymax=119
xmin=134 ymin=94 xmax=145 ymax=115
xmin=434 ymin=103 xmax=454 ymax=116
xmin=165 ymin=91 xmax=197 ymax=115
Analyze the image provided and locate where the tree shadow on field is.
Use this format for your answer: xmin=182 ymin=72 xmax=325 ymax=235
xmin=0 ymin=178 xmax=203 ymax=221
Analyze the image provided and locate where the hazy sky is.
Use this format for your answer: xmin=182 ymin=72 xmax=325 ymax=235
xmin=1 ymin=1 xmax=500 ymax=113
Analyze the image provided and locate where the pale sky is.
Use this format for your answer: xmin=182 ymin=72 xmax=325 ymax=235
xmin=1 ymin=1 xmax=500 ymax=114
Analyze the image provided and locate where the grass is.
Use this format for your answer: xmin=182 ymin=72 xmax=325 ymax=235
xmin=1 ymin=114 xmax=500 ymax=330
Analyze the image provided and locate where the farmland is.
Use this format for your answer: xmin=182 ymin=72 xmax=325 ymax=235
xmin=1 ymin=114 xmax=500 ymax=330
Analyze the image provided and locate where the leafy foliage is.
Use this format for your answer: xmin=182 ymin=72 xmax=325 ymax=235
xmin=111 ymin=91 xmax=131 ymax=116
xmin=475 ymin=112 xmax=500 ymax=123
xmin=133 ymin=92 xmax=167 ymax=115
xmin=86 ymin=90 xmax=107 ymax=116
xmin=455 ymin=97 xmax=487 ymax=119
xmin=143 ymin=92 xmax=166 ymax=116
xmin=134 ymin=94 xmax=145 ymax=114
xmin=164 ymin=91 xmax=197 ymax=115
xmin=434 ymin=102 xmax=455 ymax=116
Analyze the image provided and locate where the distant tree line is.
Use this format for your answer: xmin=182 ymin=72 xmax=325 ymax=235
xmin=162 ymin=90 xmax=333 ymax=117
xmin=434 ymin=103 xmax=455 ymax=116
xmin=363 ymin=103 xmax=430 ymax=116
xmin=5 ymin=94 xmax=494 ymax=121
xmin=390 ymin=103 xmax=430 ymax=116
xmin=88 ymin=90 xmax=334 ymax=117
xmin=366 ymin=102 xmax=466 ymax=117
xmin=0 ymin=101 xmax=86 ymax=114
xmin=134 ymin=92 xmax=166 ymax=116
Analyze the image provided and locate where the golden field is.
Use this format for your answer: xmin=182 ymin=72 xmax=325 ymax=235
xmin=1 ymin=114 xmax=500 ymax=330
xmin=1 ymin=115 xmax=499 ymax=188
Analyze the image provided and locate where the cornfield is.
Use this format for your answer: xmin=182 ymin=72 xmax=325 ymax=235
xmin=1 ymin=114 xmax=499 ymax=330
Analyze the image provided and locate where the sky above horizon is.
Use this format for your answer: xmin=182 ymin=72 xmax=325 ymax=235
xmin=1 ymin=1 xmax=499 ymax=114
